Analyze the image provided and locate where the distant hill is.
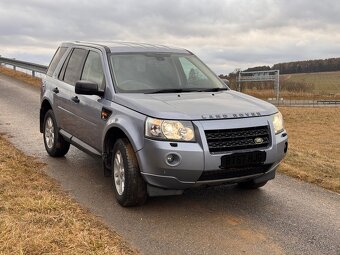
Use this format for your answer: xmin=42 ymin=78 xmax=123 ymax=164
xmin=242 ymin=57 xmax=340 ymax=74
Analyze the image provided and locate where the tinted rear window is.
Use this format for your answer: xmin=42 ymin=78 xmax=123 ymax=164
xmin=47 ymin=47 xmax=67 ymax=76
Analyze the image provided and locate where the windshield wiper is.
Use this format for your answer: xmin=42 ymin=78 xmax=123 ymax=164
xmin=196 ymin=87 xmax=229 ymax=92
xmin=145 ymin=89 xmax=193 ymax=94
xmin=145 ymin=87 xmax=229 ymax=94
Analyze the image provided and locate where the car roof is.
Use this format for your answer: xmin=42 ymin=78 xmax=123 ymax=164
xmin=61 ymin=41 xmax=190 ymax=54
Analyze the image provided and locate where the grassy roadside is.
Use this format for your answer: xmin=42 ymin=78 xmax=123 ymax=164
xmin=0 ymin=135 xmax=138 ymax=254
xmin=278 ymin=107 xmax=340 ymax=193
xmin=0 ymin=66 xmax=42 ymax=87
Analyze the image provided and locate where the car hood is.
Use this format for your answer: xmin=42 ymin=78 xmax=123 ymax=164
xmin=114 ymin=90 xmax=277 ymax=120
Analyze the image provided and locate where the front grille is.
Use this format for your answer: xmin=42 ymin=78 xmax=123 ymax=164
xmin=205 ymin=126 xmax=270 ymax=154
xmin=198 ymin=164 xmax=272 ymax=181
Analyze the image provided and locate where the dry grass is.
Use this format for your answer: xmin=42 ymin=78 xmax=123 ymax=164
xmin=228 ymin=71 xmax=340 ymax=100
xmin=0 ymin=135 xmax=138 ymax=255
xmin=278 ymin=107 xmax=340 ymax=193
xmin=0 ymin=66 xmax=42 ymax=87
xmin=281 ymin=71 xmax=340 ymax=94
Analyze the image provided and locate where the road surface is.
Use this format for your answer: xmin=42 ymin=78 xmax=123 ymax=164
xmin=0 ymin=74 xmax=339 ymax=255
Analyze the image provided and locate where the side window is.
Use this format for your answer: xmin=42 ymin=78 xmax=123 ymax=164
xmin=58 ymin=49 xmax=72 ymax=81
xmin=47 ymin=47 xmax=67 ymax=76
xmin=179 ymin=57 xmax=209 ymax=87
xmin=63 ymin=48 xmax=88 ymax=86
xmin=81 ymin=51 xmax=105 ymax=90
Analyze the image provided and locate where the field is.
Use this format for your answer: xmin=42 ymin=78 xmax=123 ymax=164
xmin=229 ymin=71 xmax=340 ymax=100
xmin=278 ymin=107 xmax=340 ymax=193
xmin=0 ymin=135 xmax=138 ymax=254
xmin=281 ymin=71 xmax=340 ymax=94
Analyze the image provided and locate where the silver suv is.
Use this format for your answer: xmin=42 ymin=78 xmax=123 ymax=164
xmin=40 ymin=41 xmax=288 ymax=206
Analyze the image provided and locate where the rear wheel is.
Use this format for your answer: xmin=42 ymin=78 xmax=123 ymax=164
xmin=238 ymin=180 xmax=268 ymax=189
xmin=112 ymin=138 xmax=147 ymax=206
xmin=43 ymin=109 xmax=70 ymax=157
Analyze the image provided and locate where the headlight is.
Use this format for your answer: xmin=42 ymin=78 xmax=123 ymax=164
xmin=145 ymin=117 xmax=195 ymax=141
xmin=273 ymin=112 xmax=284 ymax=134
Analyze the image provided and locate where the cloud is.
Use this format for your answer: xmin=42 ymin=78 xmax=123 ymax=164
xmin=0 ymin=0 xmax=339 ymax=74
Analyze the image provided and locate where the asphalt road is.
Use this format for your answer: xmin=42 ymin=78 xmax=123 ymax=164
xmin=0 ymin=73 xmax=339 ymax=255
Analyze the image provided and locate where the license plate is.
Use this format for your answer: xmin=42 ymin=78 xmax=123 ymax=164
xmin=220 ymin=151 xmax=266 ymax=169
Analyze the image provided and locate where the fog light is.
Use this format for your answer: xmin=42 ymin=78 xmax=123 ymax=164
xmin=167 ymin=154 xmax=175 ymax=163
xmin=165 ymin=153 xmax=181 ymax=166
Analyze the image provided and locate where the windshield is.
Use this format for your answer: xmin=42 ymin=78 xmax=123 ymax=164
xmin=109 ymin=53 xmax=227 ymax=93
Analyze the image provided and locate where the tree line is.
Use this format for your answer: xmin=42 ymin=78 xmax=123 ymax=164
xmin=242 ymin=57 xmax=340 ymax=74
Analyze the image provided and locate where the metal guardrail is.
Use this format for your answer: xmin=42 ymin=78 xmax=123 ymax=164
xmin=316 ymin=100 xmax=340 ymax=105
xmin=0 ymin=56 xmax=48 ymax=76
xmin=267 ymin=99 xmax=340 ymax=106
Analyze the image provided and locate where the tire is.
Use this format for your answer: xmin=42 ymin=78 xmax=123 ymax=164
xmin=43 ymin=109 xmax=70 ymax=157
xmin=238 ymin=180 xmax=268 ymax=189
xmin=112 ymin=138 xmax=147 ymax=206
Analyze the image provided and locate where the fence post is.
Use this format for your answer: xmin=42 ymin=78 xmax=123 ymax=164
xmin=276 ymin=70 xmax=280 ymax=102
xmin=32 ymin=70 xmax=35 ymax=77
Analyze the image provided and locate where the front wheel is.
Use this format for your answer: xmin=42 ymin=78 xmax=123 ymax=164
xmin=43 ymin=109 xmax=70 ymax=157
xmin=238 ymin=180 xmax=268 ymax=189
xmin=112 ymin=138 xmax=147 ymax=206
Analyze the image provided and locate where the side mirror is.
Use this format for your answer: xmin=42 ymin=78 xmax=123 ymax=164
xmin=75 ymin=80 xmax=104 ymax=96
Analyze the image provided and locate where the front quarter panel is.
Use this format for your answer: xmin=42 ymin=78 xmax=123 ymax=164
xmin=102 ymin=102 xmax=146 ymax=152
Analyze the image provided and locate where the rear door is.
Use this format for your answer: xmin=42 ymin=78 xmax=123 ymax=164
xmin=56 ymin=48 xmax=88 ymax=135
xmin=44 ymin=46 xmax=68 ymax=125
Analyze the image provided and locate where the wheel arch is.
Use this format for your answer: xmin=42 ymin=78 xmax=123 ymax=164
xmin=40 ymin=99 xmax=53 ymax=133
xmin=103 ymin=126 xmax=129 ymax=153
xmin=102 ymin=121 xmax=144 ymax=169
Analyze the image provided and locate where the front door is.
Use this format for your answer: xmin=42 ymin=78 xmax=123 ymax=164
xmin=69 ymin=50 xmax=107 ymax=151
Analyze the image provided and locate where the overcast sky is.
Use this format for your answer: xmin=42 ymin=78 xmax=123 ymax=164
xmin=1 ymin=0 xmax=340 ymax=74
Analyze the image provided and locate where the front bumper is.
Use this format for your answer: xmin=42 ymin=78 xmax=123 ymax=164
xmin=137 ymin=116 xmax=288 ymax=190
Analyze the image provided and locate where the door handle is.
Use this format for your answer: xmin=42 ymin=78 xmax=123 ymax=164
xmin=52 ymin=87 xmax=59 ymax=94
xmin=71 ymin=96 xmax=80 ymax=103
